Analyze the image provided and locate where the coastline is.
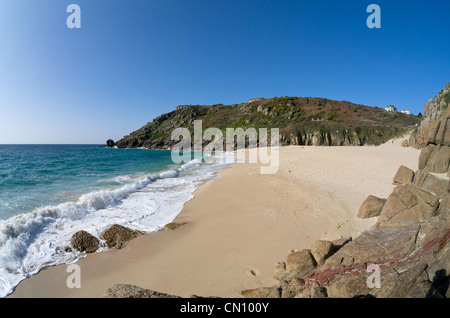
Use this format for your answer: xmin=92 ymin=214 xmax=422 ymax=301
xmin=9 ymin=139 xmax=420 ymax=298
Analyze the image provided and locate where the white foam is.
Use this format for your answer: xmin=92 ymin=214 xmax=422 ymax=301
xmin=0 ymin=155 xmax=234 ymax=297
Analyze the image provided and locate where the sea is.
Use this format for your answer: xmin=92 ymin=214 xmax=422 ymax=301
xmin=0 ymin=144 xmax=233 ymax=297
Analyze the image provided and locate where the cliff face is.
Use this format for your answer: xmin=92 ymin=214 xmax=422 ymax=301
xmin=425 ymin=82 xmax=450 ymax=121
xmin=113 ymin=97 xmax=419 ymax=149
xmin=410 ymin=82 xmax=450 ymax=149
xmin=407 ymin=82 xmax=450 ymax=177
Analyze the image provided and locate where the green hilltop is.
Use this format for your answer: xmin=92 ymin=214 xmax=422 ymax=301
xmin=112 ymin=96 xmax=420 ymax=149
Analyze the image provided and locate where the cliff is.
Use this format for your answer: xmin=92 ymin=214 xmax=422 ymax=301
xmin=409 ymin=82 xmax=450 ymax=149
xmin=111 ymin=97 xmax=419 ymax=149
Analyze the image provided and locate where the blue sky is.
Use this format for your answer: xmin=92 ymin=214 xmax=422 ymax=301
xmin=0 ymin=0 xmax=449 ymax=144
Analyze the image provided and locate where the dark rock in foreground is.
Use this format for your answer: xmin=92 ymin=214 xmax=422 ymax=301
xmin=104 ymin=284 xmax=181 ymax=298
xmin=99 ymin=224 xmax=143 ymax=249
xmin=70 ymin=230 xmax=99 ymax=253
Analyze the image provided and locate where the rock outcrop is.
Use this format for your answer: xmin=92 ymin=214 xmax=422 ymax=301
xmin=99 ymin=224 xmax=143 ymax=249
xmin=241 ymin=178 xmax=449 ymax=298
xmin=357 ymin=195 xmax=386 ymax=219
xmin=241 ymin=166 xmax=449 ymax=298
xmin=392 ymin=165 xmax=415 ymax=185
xmin=70 ymin=230 xmax=99 ymax=253
xmin=70 ymin=225 xmax=143 ymax=253
xmin=310 ymin=240 xmax=335 ymax=266
xmin=273 ymin=249 xmax=317 ymax=281
xmin=409 ymin=82 xmax=450 ymax=178
xmin=241 ymin=93 xmax=450 ymax=297
xmin=106 ymin=139 xmax=116 ymax=147
xmin=410 ymin=82 xmax=450 ymax=150
xmin=421 ymin=144 xmax=450 ymax=174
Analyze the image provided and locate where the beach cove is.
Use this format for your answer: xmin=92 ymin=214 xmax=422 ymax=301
xmin=9 ymin=138 xmax=420 ymax=298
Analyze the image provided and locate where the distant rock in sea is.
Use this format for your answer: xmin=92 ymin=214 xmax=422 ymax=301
xmin=106 ymin=139 xmax=116 ymax=148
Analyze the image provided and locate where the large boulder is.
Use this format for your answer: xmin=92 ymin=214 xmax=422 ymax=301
xmin=326 ymin=275 xmax=372 ymax=298
xmin=331 ymin=237 xmax=352 ymax=251
xmin=323 ymin=225 xmax=420 ymax=268
xmin=393 ymin=165 xmax=414 ymax=185
xmin=413 ymin=170 xmax=449 ymax=197
xmin=70 ymin=230 xmax=99 ymax=253
xmin=99 ymin=224 xmax=143 ymax=249
xmin=419 ymin=144 xmax=435 ymax=170
xmin=410 ymin=117 xmax=430 ymax=150
xmin=427 ymin=120 xmax=441 ymax=144
xmin=274 ymin=249 xmax=317 ymax=281
xmin=401 ymin=139 xmax=409 ymax=147
xmin=435 ymin=118 xmax=449 ymax=145
xmin=417 ymin=192 xmax=450 ymax=246
xmin=376 ymin=184 xmax=439 ymax=228
xmin=357 ymin=195 xmax=386 ymax=219
xmin=310 ymin=240 xmax=335 ymax=266
xmin=325 ymin=261 xmax=431 ymax=298
xmin=425 ymin=145 xmax=450 ymax=173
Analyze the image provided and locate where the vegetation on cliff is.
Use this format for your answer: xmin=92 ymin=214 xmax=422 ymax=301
xmin=113 ymin=97 xmax=420 ymax=149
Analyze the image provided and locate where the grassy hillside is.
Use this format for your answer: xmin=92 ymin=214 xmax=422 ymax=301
xmin=114 ymin=96 xmax=420 ymax=149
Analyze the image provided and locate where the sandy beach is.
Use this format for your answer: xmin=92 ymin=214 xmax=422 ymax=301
xmin=9 ymin=137 xmax=420 ymax=298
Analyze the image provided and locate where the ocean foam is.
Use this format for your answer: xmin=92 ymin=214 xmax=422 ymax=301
xmin=0 ymin=154 xmax=233 ymax=297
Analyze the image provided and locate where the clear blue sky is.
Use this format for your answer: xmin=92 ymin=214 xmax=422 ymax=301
xmin=0 ymin=0 xmax=449 ymax=144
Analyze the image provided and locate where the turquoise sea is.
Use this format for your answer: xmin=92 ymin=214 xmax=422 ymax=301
xmin=0 ymin=144 xmax=231 ymax=297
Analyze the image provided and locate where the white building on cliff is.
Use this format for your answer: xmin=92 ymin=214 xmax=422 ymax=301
xmin=385 ymin=105 xmax=397 ymax=112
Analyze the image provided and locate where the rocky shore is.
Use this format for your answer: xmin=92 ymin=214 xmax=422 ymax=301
xmin=102 ymin=161 xmax=449 ymax=298
xmin=239 ymin=83 xmax=449 ymax=298
xmin=12 ymin=85 xmax=446 ymax=299
xmin=102 ymin=84 xmax=449 ymax=299
xmin=241 ymin=165 xmax=449 ymax=298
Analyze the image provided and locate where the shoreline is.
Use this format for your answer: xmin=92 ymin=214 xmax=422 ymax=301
xmin=9 ymin=140 xmax=420 ymax=298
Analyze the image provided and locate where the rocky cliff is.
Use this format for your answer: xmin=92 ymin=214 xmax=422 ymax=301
xmin=110 ymin=97 xmax=419 ymax=149
xmin=409 ymin=82 xmax=450 ymax=177
xmin=409 ymin=82 xmax=450 ymax=149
